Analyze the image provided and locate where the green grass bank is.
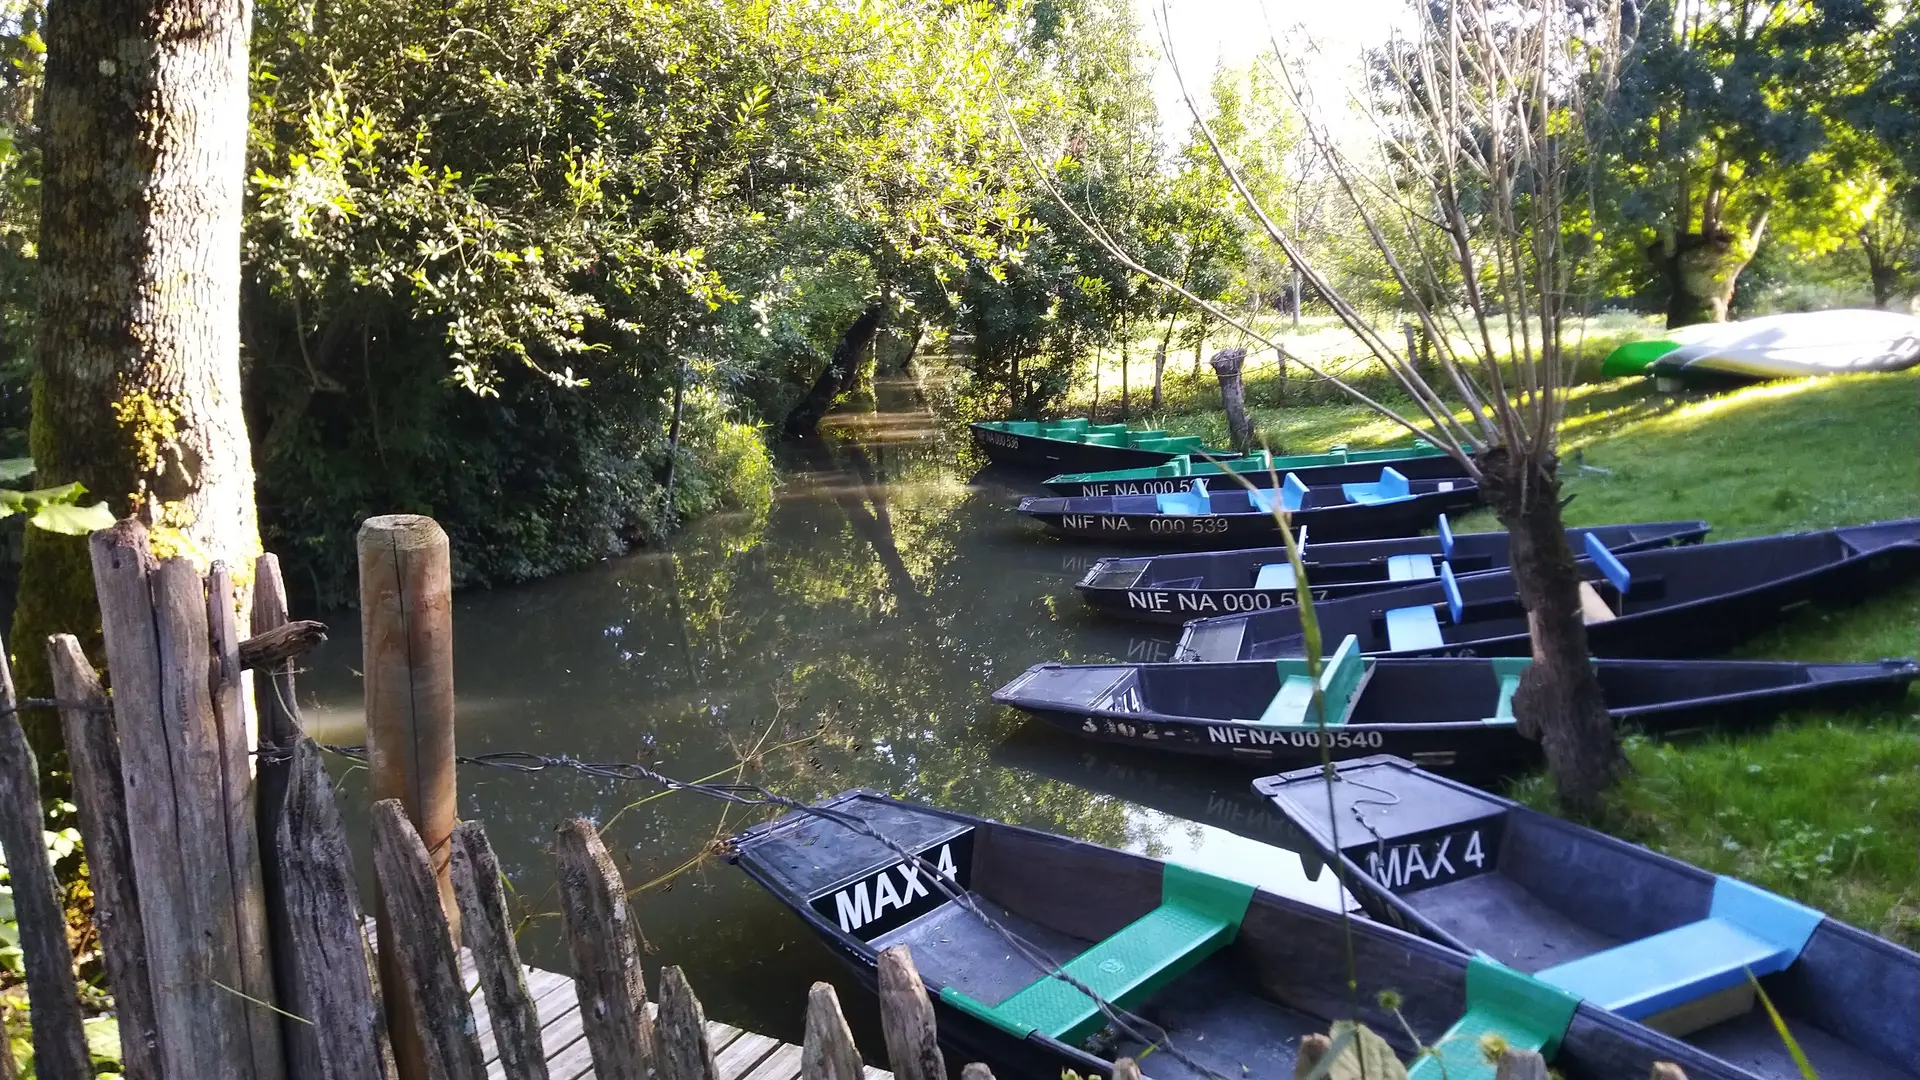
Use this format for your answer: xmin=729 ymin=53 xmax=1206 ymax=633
xmin=1152 ymin=370 xmax=1920 ymax=945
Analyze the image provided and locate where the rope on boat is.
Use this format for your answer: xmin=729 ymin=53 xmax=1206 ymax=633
xmin=284 ymin=740 xmax=1255 ymax=1080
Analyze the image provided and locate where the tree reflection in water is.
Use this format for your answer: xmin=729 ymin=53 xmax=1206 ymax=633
xmin=295 ymin=377 xmax=1322 ymax=1045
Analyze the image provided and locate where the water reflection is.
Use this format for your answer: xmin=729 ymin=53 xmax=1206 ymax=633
xmin=296 ymin=377 xmax=1341 ymax=1044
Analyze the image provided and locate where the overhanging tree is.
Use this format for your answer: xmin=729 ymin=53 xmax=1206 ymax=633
xmin=1023 ymin=0 xmax=1631 ymax=809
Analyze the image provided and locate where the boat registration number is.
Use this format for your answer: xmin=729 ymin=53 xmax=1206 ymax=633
xmin=809 ymin=829 xmax=975 ymax=940
xmin=1356 ymin=822 xmax=1500 ymax=893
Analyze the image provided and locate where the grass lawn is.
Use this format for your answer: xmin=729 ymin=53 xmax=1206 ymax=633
xmin=1160 ymin=369 xmax=1920 ymax=945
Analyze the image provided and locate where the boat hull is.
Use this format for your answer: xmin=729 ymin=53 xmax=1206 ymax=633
xmin=1019 ymin=485 xmax=1482 ymax=548
xmin=969 ymin=422 xmax=1240 ymax=473
xmin=1077 ymin=521 xmax=1710 ymax=625
xmin=1173 ymin=520 xmax=1920 ymax=661
xmin=994 ymin=657 xmax=1919 ymax=774
xmin=1042 ymin=453 xmax=1468 ymax=497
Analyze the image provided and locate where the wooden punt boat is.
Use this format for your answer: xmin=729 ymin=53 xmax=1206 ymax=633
xmin=993 ymin=635 xmax=1920 ymax=774
xmin=730 ymin=790 xmax=1749 ymax=1080
xmin=970 ymin=419 xmax=1242 ymax=473
xmin=1017 ymin=470 xmax=1482 ymax=548
xmin=1076 ymin=518 xmax=1710 ymax=625
xmin=1173 ymin=519 xmax=1920 ymax=661
xmin=1254 ymin=756 xmax=1920 ymax=1080
xmin=1039 ymin=442 xmax=1459 ymax=497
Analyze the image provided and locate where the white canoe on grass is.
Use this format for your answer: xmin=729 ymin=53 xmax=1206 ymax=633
xmin=1646 ymin=309 xmax=1920 ymax=381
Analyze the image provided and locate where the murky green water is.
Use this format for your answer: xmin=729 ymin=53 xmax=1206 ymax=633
xmin=298 ymin=375 xmax=1342 ymax=1046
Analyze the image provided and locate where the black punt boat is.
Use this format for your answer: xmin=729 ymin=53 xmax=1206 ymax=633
xmin=1254 ymin=756 xmax=1920 ymax=1080
xmin=1174 ymin=519 xmax=1920 ymax=661
xmin=1038 ymin=447 xmax=1469 ymax=497
xmin=970 ymin=419 xmax=1242 ymax=473
xmin=1018 ymin=470 xmax=1482 ymax=548
xmin=730 ymin=790 xmax=1748 ymax=1080
xmin=992 ymin=638 xmax=1920 ymax=774
xmin=1077 ymin=518 xmax=1710 ymax=624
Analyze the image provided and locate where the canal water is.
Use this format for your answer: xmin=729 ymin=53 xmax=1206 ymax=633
xmin=298 ymin=375 xmax=1344 ymax=1046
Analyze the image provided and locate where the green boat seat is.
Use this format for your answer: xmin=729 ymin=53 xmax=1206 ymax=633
xmin=1385 ymin=604 xmax=1445 ymax=651
xmin=1049 ymin=418 xmax=1091 ymax=435
xmin=1253 ymin=563 xmax=1297 ymax=590
xmin=1079 ymin=433 xmax=1125 ymax=447
xmin=1089 ymin=423 xmax=1131 ymax=435
xmin=1155 ymin=479 xmax=1210 ymax=516
xmin=1256 ymin=635 xmax=1367 ymax=726
xmin=1408 ymin=957 xmax=1581 ymax=1080
xmin=1341 ymin=467 xmax=1413 ymax=506
xmin=1258 ymin=675 xmax=1318 ymax=726
xmin=1004 ymin=421 xmax=1041 ymax=436
xmin=943 ymin=865 xmax=1256 ymax=1046
xmin=1152 ymin=458 xmax=1192 ymax=477
xmin=1122 ymin=429 xmax=1170 ymax=445
xmin=1536 ymin=878 xmax=1823 ymax=1021
xmin=1387 ymin=553 xmax=1437 ymax=581
xmin=1487 ymin=657 xmax=1530 ymax=723
xmin=1135 ymin=436 xmax=1204 ymax=454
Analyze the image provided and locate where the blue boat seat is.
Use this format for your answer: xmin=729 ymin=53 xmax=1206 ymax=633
xmin=1385 ymin=604 xmax=1445 ymax=651
xmin=1253 ymin=563 xmax=1297 ymax=590
xmin=1387 ymin=553 xmax=1436 ymax=581
xmin=1584 ymin=532 xmax=1633 ymax=592
xmin=1441 ymin=561 xmax=1464 ymax=623
xmin=1280 ymin=472 xmax=1309 ymax=511
xmin=1438 ymin=514 xmax=1455 ymax=559
xmin=941 ymin=866 xmax=1256 ymax=1046
xmin=1340 ymin=467 xmax=1413 ymax=506
xmin=1155 ymin=479 xmax=1210 ymax=516
xmin=1247 ymin=486 xmax=1277 ymax=514
xmin=1536 ymin=877 xmax=1824 ymax=1021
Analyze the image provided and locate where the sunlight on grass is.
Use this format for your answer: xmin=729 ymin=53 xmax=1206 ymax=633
xmin=1146 ymin=365 xmax=1920 ymax=943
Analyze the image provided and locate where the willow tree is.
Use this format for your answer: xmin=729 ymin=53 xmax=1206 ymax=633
xmin=1032 ymin=0 xmax=1630 ymax=808
xmin=12 ymin=0 xmax=258 ymax=712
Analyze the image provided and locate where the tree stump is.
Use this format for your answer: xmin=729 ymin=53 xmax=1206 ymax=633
xmin=1209 ymin=347 xmax=1253 ymax=451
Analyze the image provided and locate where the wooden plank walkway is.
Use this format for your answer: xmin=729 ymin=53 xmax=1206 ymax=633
xmin=446 ymin=946 xmax=893 ymax=1080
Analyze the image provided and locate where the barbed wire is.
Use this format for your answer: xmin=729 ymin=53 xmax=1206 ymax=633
xmin=290 ymin=738 xmax=1250 ymax=1080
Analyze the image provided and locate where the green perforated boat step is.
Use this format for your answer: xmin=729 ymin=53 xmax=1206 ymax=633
xmin=1407 ymin=957 xmax=1581 ymax=1080
xmin=941 ymin=865 xmax=1256 ymax=1046
xmin=1486 ymin=656 xmax=1532 ymax=724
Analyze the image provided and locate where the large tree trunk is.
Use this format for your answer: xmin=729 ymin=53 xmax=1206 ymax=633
xmin=783 ymin=302 xmax=885 ymax=438
xmin=1150 ymin=315 xmax=1175 ymax=410
xmin=1657 ymin=228 xmax=1760 ymax=329
xmin=1478 ymin=446 xmax=1620 ymax=812
xmin=13 ymin=0 xmax=259 ymax=742
xmin=1208 ymin=348 xmax=1252 ymax=452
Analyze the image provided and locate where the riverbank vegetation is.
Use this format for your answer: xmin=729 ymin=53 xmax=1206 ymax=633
xmin=1149 ymin=369 xmax=1919 ymax=944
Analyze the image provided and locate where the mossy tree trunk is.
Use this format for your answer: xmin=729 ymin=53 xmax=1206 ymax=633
xmin=784 ymin=301 xmax=885 ymax=438
xmin=13 ymin=0 xmax=260 ymax=762
xmin=1477 ymin=446 xmax=1621 ymax=812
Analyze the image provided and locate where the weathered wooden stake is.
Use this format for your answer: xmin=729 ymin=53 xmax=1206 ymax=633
xmin=1209 ymin=347 xmax=1254 ymax=451
xmin=278 ymin=740 xmax=393 ymax=1080
xmin=89 ymin=521 xmax=262 ymax=1079
xmin=0 ymin=637 xmax=91 ymax=1080
xmin=553 ymin=817 xmax=655 ymax=1079
xmin=1108 ymin=1059 xmax=1140 ymax=1080
xmin=1493 ymin=1048 xmax=1549 ymax=1080
xmin=875 ymin=946 xmax=943 ymax=1080
xmin=959 ymin=1063 xmax=997 ymax=1080
xmin=251 ymin=554 xmax=326 ymax=1080
xmin=800 ymin=982 xmax=863 ymax=1080
xmin=47 ymin=634 xmax=159 ymax=1080
xmin=360 ymin=514 xmax=458 ymax=1080
xmin=1650 ymin=1064 xmax=1690 ymax=1080
xmin=450 ymin=821 xmax=549 ymax=1080
xmin=656 ymin=966 xmax=722 ymax=1080
xmin=369 ymin=800 xmax=486 ymax=1080
xmin=209 ymin=562 xmax=288 ymax=1079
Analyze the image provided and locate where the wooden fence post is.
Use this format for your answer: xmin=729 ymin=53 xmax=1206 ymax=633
xmin=208 ymin=561 xmax=288 ymax=1079
xmin=959 ymin=1064 xmax=997 ymax=1080
xmin=0 ymin=637 xmax=91 ymax=1080
xmin=450 ymin=821 xmax=549 ymax=1080
xmin=800 ymin=982 xmax=862 ymax=1080
xmin=89 ymin=520 xmax=265 ymax=1079
xmin=1650 ymin=1065 xmax=1690 ymax=1080
xmin=553 ymin=818 xmax=655 ymax=1080
xmin=278 ymin=740 xmax=393 ymax=1080
xmin=46 ymin=634 xmax=159 ymax=1080
xmin=369 ymin=799 xmax=487 ymax=1080
xmin=1108 ymin=1060 xmax=1139 ymax=1080
xmin=1291 ymin=1035 xmax=1332 ymax=1080
xmin=251 ymin=553 xmax=326 ymax=1080
xmin=875 ymin=946 xmax=943 ymax=1080
xmin=359 ymin=514 xmax=458 ymax=1080
xmin=656 ymin=966 xmax=721 ymax=1080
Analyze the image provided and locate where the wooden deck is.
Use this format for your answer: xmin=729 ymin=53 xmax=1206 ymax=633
xmin=452 ymin=948 xmax=892 ymax=1080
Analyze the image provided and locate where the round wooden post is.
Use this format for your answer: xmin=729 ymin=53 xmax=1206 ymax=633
xmin=360 ymin=514 xmax=458 ymax=1080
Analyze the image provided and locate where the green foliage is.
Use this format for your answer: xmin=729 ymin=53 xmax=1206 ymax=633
xmin=0 ymin=460 xmax=111 ymax=534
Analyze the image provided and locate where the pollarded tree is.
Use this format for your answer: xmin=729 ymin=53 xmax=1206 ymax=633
xmin=1604 ymin=0 xmax=1885 ymax=326
xmin=1033 ymin=0 xmax=1632 ymax=809
xmin=12 ymin=0 xmax=259 ymax=718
